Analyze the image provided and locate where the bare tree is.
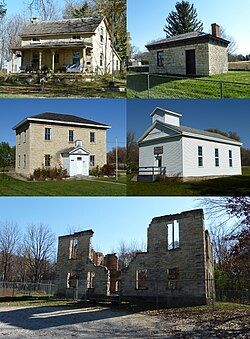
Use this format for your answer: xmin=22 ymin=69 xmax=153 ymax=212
xmin=220 ymin=27 xmax=237 ymax=57
xmin=24 ymin=224 xmax=55 ymax=283
xmin=0 ymin=221 xmax=21 ymax=281
xmin=25 ymin=0 xmax=58 ymax=20
xmin=116 ymin=239 xmax=146 ymax=269
xmin=127 ymin=131 xmax=139 ymax=170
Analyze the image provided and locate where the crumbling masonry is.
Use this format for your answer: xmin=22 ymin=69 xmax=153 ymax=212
xmin=56 ymin=209 xmax=214 ymax=305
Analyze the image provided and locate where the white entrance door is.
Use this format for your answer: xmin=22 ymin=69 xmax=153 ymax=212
xmin=76 ymin=157 xmax=83 ymax=175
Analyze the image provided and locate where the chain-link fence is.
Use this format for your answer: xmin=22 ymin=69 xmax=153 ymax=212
xmin=0 ymin=281 xmax=57 ymax=298
xmin=127 ymin=73 xmax=250 ymax=98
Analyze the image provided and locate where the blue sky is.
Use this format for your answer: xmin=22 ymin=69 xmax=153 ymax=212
xmin=0 ymin=99 xmax=126 ymax=150
xmin=0 ymin=197 xmax=205 ymax=253
xmin=127 ymin=99 xmax=250 ymax=148
xmin=128 ymin=0 xmax=250 ymax=55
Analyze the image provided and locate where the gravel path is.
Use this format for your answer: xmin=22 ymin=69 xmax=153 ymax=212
xmin=0 ymin=305 xmax=170 ymax=338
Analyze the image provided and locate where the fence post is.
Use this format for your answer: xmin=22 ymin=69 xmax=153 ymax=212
xmin=220 ymin=81 xmax=223 ymax=98
xmin=147 ymin=73 xmax=150 ymax=99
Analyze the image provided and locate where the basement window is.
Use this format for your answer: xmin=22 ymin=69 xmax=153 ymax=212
xmin=167 ymin=267 xmax=179 ymax=290
xmin=198 ymin=146 xmax=203 ymax=167
xmin=69 ymin=238 xmax=78 ymax=259
xmin=87 ymin=272 xmax=95 ymax=288
xmin=215 ymin=148 xmax=219 ymax=167
xmin=229 ymin=150 xmax=233 ymax=167
xmin=168 ymin=220 xmax=179 ymax=250
xmin=136 ymin=269 xmax=148 ymax=290
xmin=67 ymin=272 xmax=78 ymax=288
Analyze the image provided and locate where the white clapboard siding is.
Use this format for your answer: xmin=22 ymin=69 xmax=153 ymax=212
xmin=182 ymin=137 xmax=242 ymax=177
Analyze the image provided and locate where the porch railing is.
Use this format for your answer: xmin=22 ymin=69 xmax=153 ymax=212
xmin=138 ymin=166 xmax=166 ymax=181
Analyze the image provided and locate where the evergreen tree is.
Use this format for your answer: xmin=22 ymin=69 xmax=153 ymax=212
xmin=0 ymin=1 xmax=7 ymax=19
xmin=72 ymin=1 xmax=94 ymax=18
xmin=164 ymin=1 xmax=203 ymax=37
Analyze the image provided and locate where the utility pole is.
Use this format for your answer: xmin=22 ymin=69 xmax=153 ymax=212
xmin=115 ymin=138 xmax=118 ymax=181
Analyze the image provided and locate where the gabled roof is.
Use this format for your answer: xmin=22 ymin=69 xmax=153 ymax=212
xmin=146 ymin=31 xmax=230 ymax=49
xmin=150 ymin=107 xmax=182 ymax=118
xmin=13 ymin=112 xmax=111 ymax=130
xmin=139 ymin=120 xmax=242 ymax=146
xmin=21 ymin=17 xmax=103 ymax=37
xmin=61 ymin=145 xmax=90 ymax=156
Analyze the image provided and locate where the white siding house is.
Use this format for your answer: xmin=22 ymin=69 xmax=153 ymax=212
xmin=138 ymin=107 xmax=242 ymax=181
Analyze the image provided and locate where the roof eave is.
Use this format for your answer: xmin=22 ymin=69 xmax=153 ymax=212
xmin=182 ymin=131 xmax=242 ymax=146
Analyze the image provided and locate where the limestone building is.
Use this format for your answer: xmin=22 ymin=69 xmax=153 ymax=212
xmin=146 ymin=24 xmax=229 ymax=76
xmin=13 ymin=112 xmax=110 ymax=177
xmin=11 ymin=17 xmax=121 ymax=74
xmin=56 ymin=209 xmax=215 ymax=306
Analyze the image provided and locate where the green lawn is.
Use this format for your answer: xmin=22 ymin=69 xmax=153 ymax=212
xmin=127 ymin=71 xmax=250 ymax=98
xmin=127 ymin=167 xmax=250 ymax=196
xmin=0 ymin=173 xmax=126 ymax=196
xmin=0 ymin=76 xmax=126 ymax=98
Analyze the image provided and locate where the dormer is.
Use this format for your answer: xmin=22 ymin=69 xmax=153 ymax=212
xmin=151 ymin=107 xmax=182 ymax=127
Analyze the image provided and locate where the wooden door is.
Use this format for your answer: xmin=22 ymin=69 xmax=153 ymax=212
xmin=186 ymin=49 xmax=196 ymax=75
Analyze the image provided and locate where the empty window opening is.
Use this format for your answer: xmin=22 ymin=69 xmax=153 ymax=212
xmin=136 ymin=269 xmax=148 ymax=290
xmin=229 ymin=150 xmax=233 ymax=167
xmin=198 ymin=146 xmax=203 ymax=167
xmin=45 ymin=128 xmax=51 ymax=141
xmin=157 ymin=51 xmax=164 ymax=67
xmin=68 ymin=130 xmax=74 ymax=142
xmin=67 ymin=272 xmax=78 ymax=288
xmin=69 ymin=238 xmax=78 ymax=259
xmin=87 ymin=272 xmax=95 ymax=288
xmin=167 ymin=267 xmax=180 ymax=290
xmin=168 ymin=220 xmax=180 ymax=250
xmin=215 ymin=148 xmax=219 ymax=167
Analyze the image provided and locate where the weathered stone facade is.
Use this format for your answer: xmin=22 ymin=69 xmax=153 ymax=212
xmin=56 ymin=209 xmax=214 ymax=306
xmin=13 ymin=113 xmax=109 ymax=177
xmin=121 ymin=209 xmax=214 ymax=306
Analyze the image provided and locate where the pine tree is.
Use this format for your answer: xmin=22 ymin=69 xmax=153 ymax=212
xmin=164 ymin=1 xmax=203 ymax=37
xmin=72 ymin=1 xmax=94 ymax=18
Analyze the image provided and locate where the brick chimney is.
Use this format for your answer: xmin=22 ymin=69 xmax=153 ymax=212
xmin=211 ymin=23 xmax=221 ymax=38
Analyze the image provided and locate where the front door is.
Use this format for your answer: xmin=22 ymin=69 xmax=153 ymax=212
xmin=186 ymin=49 xmax=196 ymax=75
xmin=76 ymin=157 xmax=83 ymax=174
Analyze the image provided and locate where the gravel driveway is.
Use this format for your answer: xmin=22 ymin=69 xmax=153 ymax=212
xmin=0 ymin=305 xmax=169 ymax=338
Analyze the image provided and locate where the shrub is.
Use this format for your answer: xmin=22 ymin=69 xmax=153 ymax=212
xmin=30 ymin=166 xmax=67 ymax=181
xmin=89 ymin=166 xmax=101 ymax=177
xmin=100 ymin=164 xmax=115 ymax=176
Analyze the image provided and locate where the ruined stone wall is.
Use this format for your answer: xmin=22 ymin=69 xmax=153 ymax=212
xmin=121 ymin=209 xmax=213 ymax=305
xmin=56 ymin=230 xmax=109 ymax=298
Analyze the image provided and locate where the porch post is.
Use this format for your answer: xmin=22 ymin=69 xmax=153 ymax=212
xmin=39 ymin=50 xmax=42 ymax=71
xmin=82 ymin=47 xmax=86 ymax=73
xmin=51 ymin=50 xmax=55 ymax=73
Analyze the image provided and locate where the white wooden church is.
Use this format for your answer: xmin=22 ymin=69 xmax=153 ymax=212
xmin=138 ymin=108 xmax=242 ymax=181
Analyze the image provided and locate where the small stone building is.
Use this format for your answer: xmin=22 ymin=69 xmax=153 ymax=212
xmin=146 ymin=24 xmax=229 ymax=76
xmin=56 ymin=209 xmax=214 ymax=306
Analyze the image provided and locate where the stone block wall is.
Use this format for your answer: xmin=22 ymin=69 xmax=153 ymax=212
xmin=208 ymin=43 xmax=228 ymax=74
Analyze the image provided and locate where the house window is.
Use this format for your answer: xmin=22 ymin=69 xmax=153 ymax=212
xmin=44 ymin=154 xmax=51 ymax=167
xmin=67 ymin=272 xmax=78 ymax=288
xmin=90 ymin=132 xmax=95 ymax=143
xmin=198 ymin=146 xmax=203 ymax=167
xmin=69 ymin=130 xmax=74 ymax=142
xmin=69 ymin=238 xmax=78 ymax=259
xmin=229 ymin=150 xmax=233 ymax=167
xmin=23 ymin=154 xmax=26 ymax=169
xmin=157 ymin=51 xmax=164 ymax=67
xmin=100 ymin=52 xmax=104 ymax=67
xmin=87 ymin=272 xmax=95 ymax=288
xmin=54 ymin=53 xmax=59 ymax=63
xmin=45 ymin=128 xmax=51 ymax=141
xmin=136 ymin=269 xmax=148 ymax=290
xmin=100 ymin=28 xmax=104 ymax=42
xmin=168 ymin=220 xmax=179 ymax=250
xmin=18 ymin=155 xmax=21 ymax=168
xmin=73 ymin=51 xmax=80 ymax=65
xmin=90 ymin=155 xmax=95 ymax=166
xmin=72 ymin=35 xmax=81 ymax=40
xmin=215 ymin=148 xmax=219 ymax=167
xmin=167 ymin=267 xmax=179 ymax=290
xmin=32 ymin=37 xmax=40 ymax=41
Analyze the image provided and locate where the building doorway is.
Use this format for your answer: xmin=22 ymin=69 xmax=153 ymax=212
xmin=186 ymin=49 xmax=196 ymax=75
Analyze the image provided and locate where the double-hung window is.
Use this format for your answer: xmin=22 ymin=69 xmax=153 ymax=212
xmin=90 ymin=132 xmax=95 ymax=143
xmin=69 ymin=130 xmax=74 ymax=142
xmin=229 ymin=150 xmax=233 ymax=167
xmin=198 ymin=146 xmax=203 ymax=167
xmin=215 ymin=148 xmax=219 ymax=167
xmin=45 ymin=128 xmax=51 ymax=141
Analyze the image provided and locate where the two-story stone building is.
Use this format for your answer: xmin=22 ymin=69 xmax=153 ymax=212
xmin=13 ymin=112 xmax=110 ymax=177
xmin=11 ymin=16 xmax=121 ymax=74
xmin=56 ymin=209 xmax=215 ymax=306
xmin=146 ymin=23 xmax=229 ymax=76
